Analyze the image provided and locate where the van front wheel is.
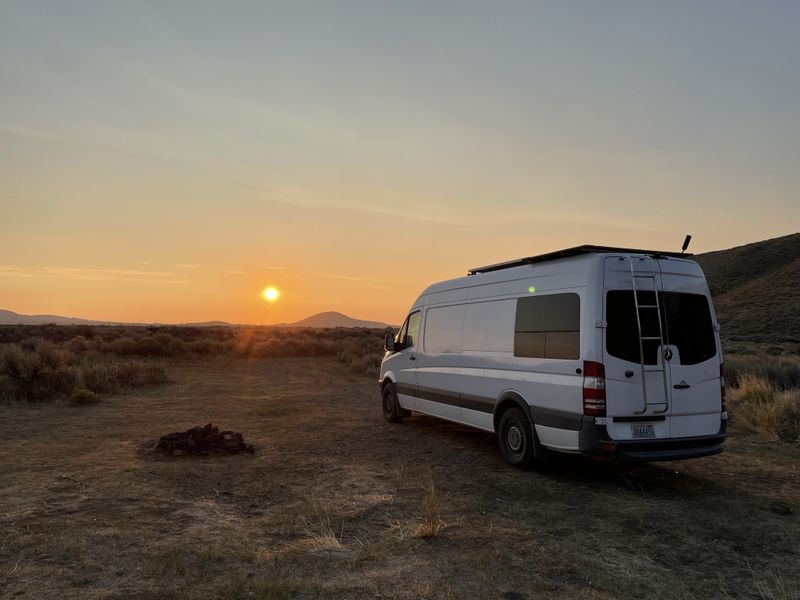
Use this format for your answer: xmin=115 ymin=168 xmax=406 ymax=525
xmin=382 ymin=383 xmax=404 ymax=423
xmin=498 ymin=408 xmax=536 ymax=469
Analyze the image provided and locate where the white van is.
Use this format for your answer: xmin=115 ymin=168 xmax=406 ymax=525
xmin=378 ymin=245 xmax=726 ymax=467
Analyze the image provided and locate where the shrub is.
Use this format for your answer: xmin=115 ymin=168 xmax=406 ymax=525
xmin=69 ymin=387 xmax=101 ymax=405
xmin=105 ymin=336 xmax=138 ymax=356
xmin=0 ymin=375 xmax=17 ymax=402
xmin=186 ymin=339 xmax=228 ymax=355
xmin=132 ymin=336 xmax=163 ymax=356
xmin=0 ymin=339 xmax=169 ymax=402
xmin=335 ymin=336 xmax=384 ymax=375
xmin=0 ymin=343 xmax=80 ymax=401
xmin=65 ymin=335 xmax=93 ymax=354
xmin=775 ymin=391 xmax=800 ymax=443
xmin=1 ymin=344 xmax=46 ymax=400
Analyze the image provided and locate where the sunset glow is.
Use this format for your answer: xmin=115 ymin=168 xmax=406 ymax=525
xmin=1 ymin=3 xmax=798 ymax=325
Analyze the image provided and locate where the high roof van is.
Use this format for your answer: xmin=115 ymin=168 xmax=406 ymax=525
xmin=379 ymin=245 xmax=726 ymax=468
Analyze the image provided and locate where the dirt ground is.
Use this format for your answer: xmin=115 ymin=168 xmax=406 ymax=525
xmin=1 ymin=357 xmax=798 ymax=599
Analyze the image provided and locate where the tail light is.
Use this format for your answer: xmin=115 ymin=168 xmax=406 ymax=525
xmin=720 ymin=363 xmax=727 ymax=414
xmin=583 ymin=361 xmax=606 ymax=417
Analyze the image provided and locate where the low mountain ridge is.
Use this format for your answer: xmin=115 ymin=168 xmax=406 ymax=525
xmin=0 ymin=309 xmax=121 ymax=326
xmin=0 ymin=308 xmax=389 ymax=329
xmin=288 ymin=311 xmax=389 ymax=329
xmin=695 ymin=232 xmax=800 ymax=343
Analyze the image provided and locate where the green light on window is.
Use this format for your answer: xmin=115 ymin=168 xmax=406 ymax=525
xmin=528 ymin=286 xmax=536 ymax=293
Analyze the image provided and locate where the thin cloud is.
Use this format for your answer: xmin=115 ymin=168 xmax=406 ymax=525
xmin=226 ymin=270 xmax=246 ymax=275
xmin=0 ymin=265 xmax=183 ymax=283
xmin=175 ymin=263 xmax=205 ymax=269
xmin=315 ymin=273 xmax=365 ymax=281
xmin=259 ymin=265 xmax=287 ymax=271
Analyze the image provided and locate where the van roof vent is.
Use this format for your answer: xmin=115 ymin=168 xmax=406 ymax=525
xmin=468 ymin=245 xmax=692 ymax=275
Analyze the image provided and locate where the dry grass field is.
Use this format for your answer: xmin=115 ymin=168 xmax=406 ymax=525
xmin=1 ymin=353 xmax=799 ymax=600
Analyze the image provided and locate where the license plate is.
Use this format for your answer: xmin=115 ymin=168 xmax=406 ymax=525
xmin=631 ymin=423 xmax=656 ymax=439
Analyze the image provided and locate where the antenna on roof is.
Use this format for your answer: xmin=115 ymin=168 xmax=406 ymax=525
xmin=681 ymin=234 xmax=692 ymax=254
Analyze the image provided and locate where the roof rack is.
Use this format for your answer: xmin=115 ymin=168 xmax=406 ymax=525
xmin=467 ymin=245 xmax=692 ymax=275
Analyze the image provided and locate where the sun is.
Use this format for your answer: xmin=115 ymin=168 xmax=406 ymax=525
xmin=261 ymin=286 xmax=280 ymax=302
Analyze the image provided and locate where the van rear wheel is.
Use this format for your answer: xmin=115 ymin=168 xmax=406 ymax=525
xmin=498 ymin=408 xmax=536 ymax=469
xmin=382 ymin=383 xmax=404 ymax=423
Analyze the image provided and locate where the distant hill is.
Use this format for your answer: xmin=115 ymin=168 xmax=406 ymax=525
xmin=0 ymin=308 xmax=389 ymax=329
xmin=695 ymin=232 xmax=800 ymax=343
xmin=0 ymin=309 xmax=125 ymax=326
xmin=289 ymin=311 xmax=390 ymax=329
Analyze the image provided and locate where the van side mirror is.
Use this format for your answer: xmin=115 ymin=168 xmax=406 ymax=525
xmin=384 ymin=332 xmax=396 ymax=352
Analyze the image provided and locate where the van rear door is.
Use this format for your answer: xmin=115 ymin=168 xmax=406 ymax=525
xmin=656 ymin=284 xmax=721 ymax=438
xmin=602 ymin=257 xmax=721 ymax=441
xmin=603 ymin=255 xmax=671 ymax=441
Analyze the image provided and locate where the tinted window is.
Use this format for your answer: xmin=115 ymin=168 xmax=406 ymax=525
xmin=606 ymin=291 xmax=716 ymax=365
xmin=514 ymin=293 xmax=580 ymax=359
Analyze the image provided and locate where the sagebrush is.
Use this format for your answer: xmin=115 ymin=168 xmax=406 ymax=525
xmin=0 ymin=324 xmax=388 ymax=401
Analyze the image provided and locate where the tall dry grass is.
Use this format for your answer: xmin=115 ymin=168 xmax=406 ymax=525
xmin=725 ymin=354 xmax=800 ymax=390
xmin=728 ymin=374 xmax=800 ymax=442
xmin=416 ymin=479 xmax=447 ymax=539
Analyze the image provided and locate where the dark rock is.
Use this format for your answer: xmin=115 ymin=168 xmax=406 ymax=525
xmin=156 ymin=423 xmax=254 ymax=456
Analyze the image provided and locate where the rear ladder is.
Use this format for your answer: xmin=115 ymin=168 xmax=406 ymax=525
xmin=622 ymin=255 xmax=670 ymax=415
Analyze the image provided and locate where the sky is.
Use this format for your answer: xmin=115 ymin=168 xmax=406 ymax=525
xmin=1 ymin=1 xmax=799 ymax=325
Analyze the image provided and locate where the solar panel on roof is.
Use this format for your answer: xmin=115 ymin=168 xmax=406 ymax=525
xmin=467 ymin=245 xmax=692 ymax=275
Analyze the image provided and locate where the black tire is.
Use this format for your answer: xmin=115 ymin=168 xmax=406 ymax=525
xmin=497 ymin=407 xmax=536 ymax=469
xmin=382 ymin=382 xmax=404 ymax=423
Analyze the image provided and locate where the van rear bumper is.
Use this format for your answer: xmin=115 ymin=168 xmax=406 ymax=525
xmin=579 ymin=417 xmax=726 ymax=461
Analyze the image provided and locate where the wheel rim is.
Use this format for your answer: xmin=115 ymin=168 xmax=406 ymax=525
xmin=507 ymin=423 xmax=524 ymax=453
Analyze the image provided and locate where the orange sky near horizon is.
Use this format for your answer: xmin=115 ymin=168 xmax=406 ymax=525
xmin=2 ymin=3 xmax=799 ymax=325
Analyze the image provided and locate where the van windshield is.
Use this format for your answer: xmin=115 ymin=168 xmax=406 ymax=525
xmin=606 ymin=290 xmax=716 ymax=365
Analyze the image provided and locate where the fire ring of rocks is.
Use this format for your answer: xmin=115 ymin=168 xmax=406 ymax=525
xmin=156 ymin=423 xmax=255 ymax=456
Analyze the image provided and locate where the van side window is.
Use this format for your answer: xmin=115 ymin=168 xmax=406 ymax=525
xmin=395 ymin=318 xmax=409 ymax=345
xmin=406 ymin=311 xmax=421 ymax=348
xmin=397 ymin=311 xmax=421 ymax=349
xmin=462 ymin=300 xmax=515 ymax=352
xmin=514 ymin=293 xmax=580 ymax=359
xmin=424 ymin=305 xmax=465 ymax=353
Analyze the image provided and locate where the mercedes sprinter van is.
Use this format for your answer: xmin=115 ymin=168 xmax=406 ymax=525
xmin=378 ymin=245 xmax=726 ymax=468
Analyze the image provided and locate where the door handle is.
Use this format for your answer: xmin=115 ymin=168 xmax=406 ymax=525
xmin=409 ymin=355 xmax=416 ymax=361
xmin=673 ymin=381 xmax=690 ymax=389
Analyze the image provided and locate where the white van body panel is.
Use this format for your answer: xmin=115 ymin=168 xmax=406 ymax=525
xmin=380 ymin=247 xmax=725 ymax=462
xmin=535 ymin=424 xmax=580 ymax=451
